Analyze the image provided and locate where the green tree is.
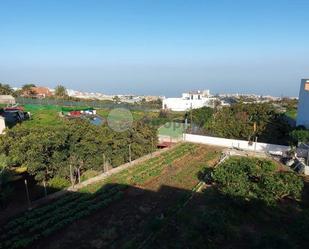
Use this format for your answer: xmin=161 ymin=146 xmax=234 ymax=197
xmin=0 ymin=154 xmax=13 ymax=207
xmin=20 ymin=84 xmax=36 ymax=96
xmin=187 ymin=106 xmax=214 ymax=128
xmin=211 ymin=157 xmax=303 ymax=205
xmin=290 ymin=128 xmax=309 ymax=145
xmin=54 ymin=85 xmax=68 ymax=97
xmin=0 ymin=83 xmax=14 ymax=95
xmin=206 ymin=103 xmax=291 ymax=144
xmin=0 ymin=119 xmax=157 ymax=185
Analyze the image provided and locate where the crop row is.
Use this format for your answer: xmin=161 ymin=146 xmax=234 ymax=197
xmin=0 ymin=185 xmax=127 ymax=249
xmin=0 ymin=143 xmax=197 ymax=249
xmin=3 ymin=192 xmax=83 ymax=231
xmin=130 ymin=143 xmax=197 ymax=184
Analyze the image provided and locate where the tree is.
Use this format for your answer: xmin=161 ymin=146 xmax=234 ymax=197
xmin=206 ymin=103 xmax=291 ymax=144
xmin=20 ymin=84 xmax=36 ymax=96
xmin=0 ymin=118 xmax=157 ymax=185
xmin=54 ymin=85 xmax=68 ymax=97
xmin=0 ymin=154 xmax=13 ymax=207
xmin=113 ymin=96 xmax=120 ymax=103
xmin=290 ymin=128 xmax=309 ymax=145
xmin=186 ymin=107 xmax=214 ymax=128
xmin=0 ymin=83 xmax=14 ymax=95
xmin=212 ymin=157 xmax=303 ymax=205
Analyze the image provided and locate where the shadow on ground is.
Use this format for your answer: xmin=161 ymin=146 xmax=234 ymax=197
xmin=1 ymin=179 xmax=309 ymax=249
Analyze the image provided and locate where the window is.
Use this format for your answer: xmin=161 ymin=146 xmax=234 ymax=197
xmin=305 ymin=82 xmax=309 ymax=91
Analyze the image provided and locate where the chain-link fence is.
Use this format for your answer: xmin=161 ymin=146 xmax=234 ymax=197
xmin=16 ymin=97 xmax=158 ymax=112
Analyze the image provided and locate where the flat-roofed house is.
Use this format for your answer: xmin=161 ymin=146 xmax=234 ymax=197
xmin=22 ymin=86 xmax=53 ymax=98
xmin=0 ymin=95 xmax=16 ymax=105
xmin=162 ymin=90 xmax=216 ymax=111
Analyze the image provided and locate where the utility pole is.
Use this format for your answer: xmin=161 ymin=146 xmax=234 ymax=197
xmin=24 ymin=179 xmax=31 ymax=210
xmin=254 ymin=136 xmax=258 ymax=153
xmin=190 ymin=104 xmax=193 ymax=133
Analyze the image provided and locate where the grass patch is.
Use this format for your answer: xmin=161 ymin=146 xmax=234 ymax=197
xmin=158 ymin=122 xmax=187 ymax=138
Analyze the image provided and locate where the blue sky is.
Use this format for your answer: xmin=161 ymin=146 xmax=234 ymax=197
xmin=0 ymin=0 xmax=308 ymax=96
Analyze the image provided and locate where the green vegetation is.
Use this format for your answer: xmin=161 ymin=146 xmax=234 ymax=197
xmin=0 ymin=119 xmax=157 ymax=188
xmin=186 ymin=106 xmax=214 ymax=128
xmin=158 ymin=122 xmax=186 ymax=138
xmin=0 ymin=184 xmax=126 ymax=249
xmin=54 ymin=85 xmax=68 ymax=97
xmin=285 ymin=109 xmax=297 ymax=120
xmin=186 ymin=103 xmax=292 ymax=144
xmin=146 ymin=157 xmax=307 ymax=249
xmin=290 ymin=127 xmax=309 ymax=145
xmin=0 ymin=154 xmax=13 ymax=208
xmin=280 ymin=97 xmax=298 ymax=120
xmin=0 ymin=83 xmax=15 ymax=96
xmin=0 ymin=143 xmax=206 ymax=249
xmin=212 ymin=157 xmax=303 ymax=205
xmin=22 ymin=104 xmax=64 ymax=127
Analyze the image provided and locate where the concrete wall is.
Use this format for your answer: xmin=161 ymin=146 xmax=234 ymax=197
xmin=297 ymin=79 xmax=309 ymax=128
xmin=183 ymin=133 xmax=290 ymax=154
xmin=162 ymin=97 xmax=215 ymax=111
xmin=0 ymin=117 xmax=5 ymax=134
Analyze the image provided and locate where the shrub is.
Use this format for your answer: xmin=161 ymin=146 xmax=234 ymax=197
xmin=80 ymin=169 xmax=99 ymax=182
xmin=48 ymin=176 xmax=70 ymax=190
xmin=212 ymin=157 xmax=303 ymax=205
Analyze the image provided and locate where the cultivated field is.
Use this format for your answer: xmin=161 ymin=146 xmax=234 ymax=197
xmin=0 ymin=143 xmax=222 ymax=249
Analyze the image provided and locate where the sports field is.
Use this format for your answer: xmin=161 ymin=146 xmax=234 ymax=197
xmin=158 ymin=122 xmax=187 ymax=138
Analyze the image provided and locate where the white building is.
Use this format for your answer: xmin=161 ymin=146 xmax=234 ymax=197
xmin=162 ymin=90 xmax=216 ymax=111
xmin=297 ymin=79 xmax=309 ymax=128
xmin=0 ymin=95 xmax=15 ymax=105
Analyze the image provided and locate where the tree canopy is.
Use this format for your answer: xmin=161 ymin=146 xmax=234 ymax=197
xmin=54 ymin=85 xmax=68 ymax=97
xmin=0 ymin=119 xmax=157 ymax=183
xmin=212 ymin=157 xmax=303 ymax=205
xmin=0 ymin=83 xmax=14 ymax=96
xmin=187 ymin=103 xmax=292 ymax=144
xmin=290 ymin=128 xmax=309 ymax=145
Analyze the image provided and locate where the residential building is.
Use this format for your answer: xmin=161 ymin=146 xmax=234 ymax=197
xmin=0 ymin=95 xmax=16 ymax=105
xmin=297 ymin=79 xmax=309 ymax=128
xmin=162 ymin=90 xmax=216 ymax=111
xmin=22 ymin=86 xmax=53 ymax=98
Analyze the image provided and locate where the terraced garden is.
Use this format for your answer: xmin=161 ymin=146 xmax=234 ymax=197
xmin=0 ymin=143 xmax=222 ymax=249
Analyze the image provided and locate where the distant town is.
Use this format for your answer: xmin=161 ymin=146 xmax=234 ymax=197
xmin=9 ymin=85 xmax=298 ymax=107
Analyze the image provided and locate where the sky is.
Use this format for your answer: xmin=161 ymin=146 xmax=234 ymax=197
xmin=0 ymin=0 xmax=309 ymax=97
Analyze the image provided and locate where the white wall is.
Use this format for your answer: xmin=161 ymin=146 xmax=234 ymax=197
xmin=183 ymin=133 xmax=290 ymax=153
xmin=297 ymin=79 xmax=309 ymax=128
xmin=0 ymin=117 xmax=5 ymax=134
xmin=162 ymin=97 xmax=215 ymax=111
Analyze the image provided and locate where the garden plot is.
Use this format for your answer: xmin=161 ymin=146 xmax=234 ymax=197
xmin=0 ymin=143 xmax=221 ymax=249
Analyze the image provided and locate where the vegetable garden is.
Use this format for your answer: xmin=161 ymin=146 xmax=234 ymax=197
xmin=0 ymin=143 xmax=214 ymax=249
